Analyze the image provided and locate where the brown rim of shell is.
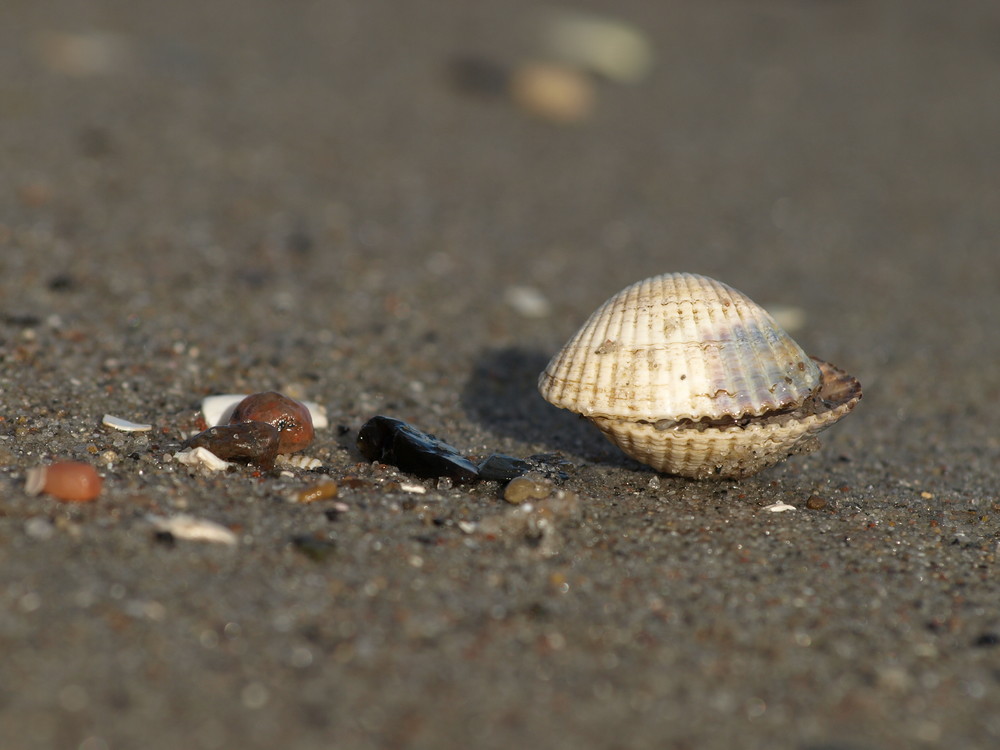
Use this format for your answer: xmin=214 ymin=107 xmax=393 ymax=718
xmin=588 ymin=358 xmax=862 ymax=479
xmin=648 ymin=357 xmax=861 ymax=433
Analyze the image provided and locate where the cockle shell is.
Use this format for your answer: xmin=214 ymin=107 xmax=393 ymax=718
xmin=537 ymin=273 xmax=862 ymax=479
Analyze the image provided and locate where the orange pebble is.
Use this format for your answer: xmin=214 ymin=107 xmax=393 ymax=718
xmin=229 ymin=391 xmax=314 ymax=454
xmin=25 ymin=461 xmax=103 ymax=502
xmin=295 ymin=481 xmax=339 ymax=504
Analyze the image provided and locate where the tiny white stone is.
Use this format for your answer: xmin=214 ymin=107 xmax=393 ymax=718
xmin=173 ymin=447 xmax=232 ymax=471
xmin=764 ymin=501 xmax=796 ymax=513
xmin=200 ymin=394 xmax=328 ymax=429
xmin=102 ymin=414 xmax=153 ymax=432
xmin=766 ymin=305 xmax=807 ymax=333
xmin=399 ymin=482 xmax=427 ymax=495
xmin=147 ymin=513 xmax=237 ymax=545
xmin=504 ymin=285 xmax=552 ymax=318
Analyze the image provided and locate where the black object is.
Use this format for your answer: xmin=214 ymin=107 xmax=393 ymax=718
xmin=476 ymin=453 xmax=534 ymax=482
xmin=356 ymin=416 xmax=480 ymax=482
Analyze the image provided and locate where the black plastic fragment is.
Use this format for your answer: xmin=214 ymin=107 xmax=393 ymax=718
xmin=182 ymin=421 xmax=281 ymax=470
xmin=356 ymin=415 xmax=480 ymax=482
xmin=476 ymin=453 xmax=534 ymax=482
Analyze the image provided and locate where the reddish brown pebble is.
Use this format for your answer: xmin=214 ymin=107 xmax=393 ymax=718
xmin=296 ymin=481 xmax=339 ymax=504
xmin=25 ymin=461 xmax=102 ymax=503
xmin=229 ymin=391 xmax=314 ymax=454
xmin=806 ymin=495 xmax=828 ymax=510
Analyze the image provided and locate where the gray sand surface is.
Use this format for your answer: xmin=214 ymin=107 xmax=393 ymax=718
xmin=2 ymin=1 xmax=1000 ymax=748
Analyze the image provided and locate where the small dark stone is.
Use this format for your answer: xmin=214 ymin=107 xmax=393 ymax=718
xmin=182 ymin=421 xmax=281 ymax=470
xmin=286 ymin=229 xmax=313 ymax=255
xmin=447 ymin=56 xmax=510 ymax=96
xmin=153 ymin=531 xmax=176 ymax=546
xmin=974 ymin=632 xmax=1000 ymax=647
xmin=3 ymin=313 xmax=42 ymax=328
xmin=356 ymin=415 xmax=479 ymax=482
xmin=336 ymin=424 xmax=351 ymax=436
xmin=78 ymin=126 xmax=114 ymax=157
xmin=48 ymin=273 xmax=76 ymax=292
xmin=477 ymin=453 xmax=534 ymax=482
xmin=806 ymin=495 xmax=828 ymax=510
xmin=291 ymin=535 xmax=337 ymax=561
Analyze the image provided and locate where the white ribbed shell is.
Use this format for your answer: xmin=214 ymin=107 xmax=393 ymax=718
xmin=539 ymin=273 xmax=821 ymax=422
xmin=537 ymin=273 xmax=863 ymax=478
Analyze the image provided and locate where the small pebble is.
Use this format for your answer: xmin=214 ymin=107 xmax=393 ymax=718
xmin=295 ymin=481 xmax=339 ymax=504
xmin=509 ymin=62 xmax=595 ymax=124
xmin=229 ymin=392 xmax=314 ymax=454
xmin=806 ymin=495 xmax=828 ymax=510
xmin=183 ymin=422 xmax=281 ymax=470
xmin=24 ymin=517 xmax=56 ymax=540
xmin=25 ymin=462 xmax=102 ymax=503
xmin=504 ymin=476 xmax=554 ymax=504
xmin=291 ymin=535 xmax=337 ymax=561
xmin=356 ymin=415 xmax=480 ymax=482
xmin=448 ymin=55 xmax=510 ymax=96
xmin=202 ymin=394 xmax=329 ymax=429
xmin=504 ymin=285 xmax=552 ymax=318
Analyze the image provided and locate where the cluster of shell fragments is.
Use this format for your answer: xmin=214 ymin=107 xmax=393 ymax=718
xmin=538 ymin=273 xmax=862 ymax=479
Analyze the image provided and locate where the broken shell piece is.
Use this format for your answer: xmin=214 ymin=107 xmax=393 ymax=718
xmin=229 ymin=392 xmax=314 ymax=454
xmin=173 ymin=446 xmax=233 ymax=472
xmin=25 ymin=461 xmax=102 ymax=502
xmin=276 ymin=454 xmax=323 ymax=470
xmin=538 ymin=273 xmax=862 ymax=479
xmin=182 ymin=422 xmax=280 ymax=470
xmin=201 ymin=394 xmax=328 ymax=430
xmin=102 ymin=414 xmax=153 ymax=432
xmin=147 ymin=514 xmax=238 ymax=545
xmin=536 ymin=8 xmax=654 ymax=84
xmin=764 ymin=501 xmax=796 ymax=513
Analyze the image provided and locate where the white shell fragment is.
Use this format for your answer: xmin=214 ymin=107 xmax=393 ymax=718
xmin=536 ymin=8 xmax=654 ymax=84
xmin=275 ymin=454 xmax=323 ymax=470
xmin=764 ymin=501 xmax=796 ymax=513
xmin=538 ymin=273 xmax=862 ymax=479
xmin=147 ymin=514 xmax=238 ymax=545
xmin=173 ymin=447 xmax=232 ymax=471
xmin=504 ymin=284 xmax=554 ymax=318
xmin=102 ymin=414 xmax=153 ymax=432
xmin=201 ymin=394 xmax=328 ymax=429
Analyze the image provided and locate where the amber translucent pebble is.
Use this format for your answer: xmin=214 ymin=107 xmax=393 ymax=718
xmin=183 ymin=422 xmax=281 ymax=470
